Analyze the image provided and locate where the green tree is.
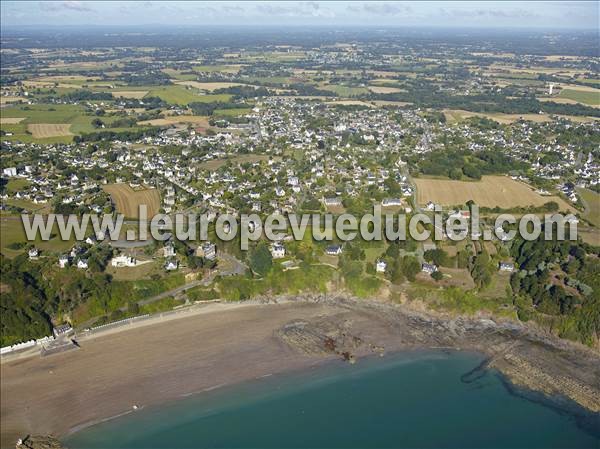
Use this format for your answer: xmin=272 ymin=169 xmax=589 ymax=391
xmin=401 ymin=256 xmax=421 ymax=282
xmin=249 ymin=242 xmax=273 ymax=276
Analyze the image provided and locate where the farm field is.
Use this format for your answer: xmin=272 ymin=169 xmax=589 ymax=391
xmin=0 ymin=117 xmax=25 ymax=125
xmin=558 ymin=88 xmax=600 ymax=106
xmin=325 ymin=100 xmax=374 ymax=107
xmin=320 ymin=84 xmax=369 ymax=97
xmin=578 ymin=227 xmax=600 ymax=246
xmin=173 ymin=81 xmax=245 ymax=91
xmin=192 ymin=64 xmax=243 ymax=74
xmin=577 ymin=188 xmax=600 ymax=227
xmin=414 ymin=175 xmax=575 ymax=211
xmin=0 ymin=103 xmax=84 ymax=123
xmin=443 ymin=109 xmax=553 ymax=124
xmin=27 ymin=123 xmax=72 ymax=138
xmin=111 ymin=90 xmax=148 ymax=99
xmin=102 ymin=183 xmax=161 ymax=218
xmin=137 ymin=116 xmax=209 ymax=127
xmin=368 ymin=85 xmax=404 ymax=94
xmin=213 ymin=107 xmax=251 ymax=117
xmin=0 ymin=96 xmax=22 ymax=104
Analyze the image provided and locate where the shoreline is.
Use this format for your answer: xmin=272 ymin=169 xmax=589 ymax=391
xmin=1 ymin=295 xmax=599 ymax=448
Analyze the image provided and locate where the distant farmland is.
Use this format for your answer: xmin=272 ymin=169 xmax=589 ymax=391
xmin=137 ymin=116 xmax=209 ymax=127
xmin=414 ymin=175 xmax=575 ymax=211
xmin=111 ymin=90 xmax=148 ymax=99
xmin=558 ymin=88 xmax=600 ymax=106
xmin=27 ymin=123 xmax=73 ymax=138
xmin=103 ymin=184 xmax=160 ymax=218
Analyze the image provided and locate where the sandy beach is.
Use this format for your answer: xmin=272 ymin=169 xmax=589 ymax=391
xmin=1 ymin=297 xmax=599 ymax=448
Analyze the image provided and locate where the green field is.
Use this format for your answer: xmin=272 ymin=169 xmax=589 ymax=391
xmin=213 ymin=107 xmax=251 ymax=117
xmin=5 ymin=179 xmax=30 ymax=193
xmin=0 ymin=124 xmax=73 ymax=144
xmin=1 ymin=103 xmax=85 ymax=123
xmin=245 ymin=76 xmax=294 ymax=85
xmin=161 ymin=69 xmax=198 ymax=81
xmin=321 ymin=84 xmax=369 ymax=97
xmin=147 ymin=86 xmax=231 ymax=105
xmin=559 ymin=89 xmax=600 ymax=106
xmin=192 ymin=65 xmax=241 ymax=74
xmin=190 ymin=94 xmax=233 ymax=103
xmin=0 ymin=216 xmax=77 ymax=257
xmin=577 ymin=188 xmax=600 ymax=227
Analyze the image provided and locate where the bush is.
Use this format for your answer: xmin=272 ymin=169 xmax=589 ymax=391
xmin=431 ymin=271 xmax=443 ymax=281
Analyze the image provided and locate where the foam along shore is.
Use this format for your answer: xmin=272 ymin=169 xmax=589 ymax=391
xmin=1 ymin=296 xmax=599 ymax=448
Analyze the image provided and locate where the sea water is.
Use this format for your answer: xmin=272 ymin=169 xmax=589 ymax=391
xmin=65 ymin=351 xmax=599 ymax=448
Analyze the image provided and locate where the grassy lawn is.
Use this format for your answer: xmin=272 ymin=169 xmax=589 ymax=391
xmin=1 ymin=215 xmax=76 ymax=257
xmin=578 ymin=227 xmax=600 ymax=246
xmin=105 ymin=261 xmax=158 ymax=281
xmin=479 ymin=272 xmax=512 ymax=299
xmin=5 ymin=179 xmax=30 ymax=193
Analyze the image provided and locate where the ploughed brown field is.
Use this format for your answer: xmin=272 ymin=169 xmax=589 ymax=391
xmin=414 ymin=175 xmax=575 ymax=211
xmin=102 ymin=183 xmax=160 ymax=218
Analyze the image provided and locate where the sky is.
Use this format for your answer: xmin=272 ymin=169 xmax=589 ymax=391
xmin=1 ymin=1 xmax=598 ymax=30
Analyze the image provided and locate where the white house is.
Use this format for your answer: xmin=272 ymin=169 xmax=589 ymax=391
xmin=28 ymin=248 xmax=39 ymax=260
xmin=422 ymin=263 xmax=437 ymax=274
xmin=164 ymin=259 xmax=178 ymax=271
xmin=325 ymin=245 xmax=343 ymax=256
xmin=58 ymin=255 xmax=70 ymax=268
xmin=376 ymin=260 xmax=387 ymax=273
xmin=197 ymin=242 xmax=217 ymax=260
xmin=499 ymin=262 xmax=515 ymax=272
xmin=381 ymin=198 xmax=402 ymax=207
xmin=323 ymin=197 xmax=342 ymax=207
xmin=2 ymin=167 xmax=17 ymax=177
xmin=53 ymin=324 xmax=73 ymax=338
xmin=76 ymin=259 xmax=89 ymax=270
xmin=163 ymin=242 xmax=176 ymax=258
xmin=111 ymin=254 xmax=137 ymax=267
xmin=270 ymin=243 xmax=285 ymax=259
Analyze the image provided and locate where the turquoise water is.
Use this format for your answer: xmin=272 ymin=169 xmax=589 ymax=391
xmin=66 ymin=351 xmax=599 ymax=449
